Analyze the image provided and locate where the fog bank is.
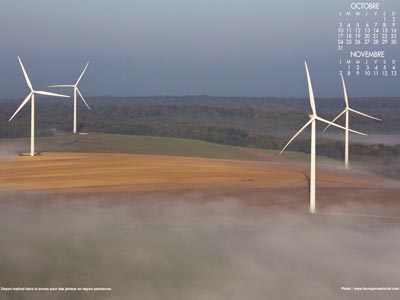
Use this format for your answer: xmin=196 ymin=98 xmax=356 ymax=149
xmin=0 ymin=193 xmax=399 ymax=300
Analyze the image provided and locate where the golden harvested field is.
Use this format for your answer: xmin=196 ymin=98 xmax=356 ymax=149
xmin=0 ymin=152 xmax=379 ymax=193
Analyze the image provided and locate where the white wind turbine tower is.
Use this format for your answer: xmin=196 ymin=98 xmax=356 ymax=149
xmin=323 ymin=73 xmax=382 ymax=170
xmin=9 ymin=57 xmax=70 ymax=157
xmin=279 ymin=62 xmax=366 ymax=214
xmin=49 ymin=62 xmax=91 ymax=134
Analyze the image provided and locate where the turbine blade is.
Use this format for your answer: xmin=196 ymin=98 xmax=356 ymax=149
xmin=77 ymin=88 xmax=91 ymax=110
xmin=76 ymin=62 xmax=89 ymax=85
xmin=279 ymin=118 xmax=314 ymax=155
xmin=305 ymin=61 xmax=317 ymax=115
xmin=18 ymin=56 xmax=33 ymax=91
xmin=348 ymin=108 xmax=382 ymax=121
xmin=9 ymin=93 xmax=32 ymax=121
xmin=340 ymin=73 xmax=349 ymax=108
xmin=48 ymin=84 xmax=74 ymax=88
xmin=316 ymin=116 xmax=367 ymax=136
xmin=35 ymin=91 xmax=70 ymax=98
xmin=322 ymin=109 xmax=347 ymax=132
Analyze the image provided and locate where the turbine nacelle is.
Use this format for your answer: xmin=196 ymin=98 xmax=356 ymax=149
xmin=48 ymin=62 xmax=91 ymax=110
xmin=279 ymin=115 xmax=366 ymax=156
xmin=280 ymin=62 xmax=366 ymax=156
xmin=9 ymin=57 xmax=70 ymax=122
xmin=323 ymin=74 xmax=383 ymax=133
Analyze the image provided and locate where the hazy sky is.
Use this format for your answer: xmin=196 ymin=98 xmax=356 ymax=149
xmin=0 ymin=0 xmax=399 ymax=98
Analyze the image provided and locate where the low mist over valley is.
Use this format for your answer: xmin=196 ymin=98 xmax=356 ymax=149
xmin=1 ymin=191 xmax=400 ymax=300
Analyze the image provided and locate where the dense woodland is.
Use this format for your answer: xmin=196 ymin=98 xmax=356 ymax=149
xmin=0 ymin=96 xmax=399 ymax=179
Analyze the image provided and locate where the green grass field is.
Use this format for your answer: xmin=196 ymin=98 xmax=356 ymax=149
xmin=262 ymin=149 xmax=336 ymax=162
xmin=0 ymin=133 xmax=336 ymax=162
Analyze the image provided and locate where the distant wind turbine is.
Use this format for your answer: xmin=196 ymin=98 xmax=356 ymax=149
xmin=279 ymin=62 xmax=366 ymax=214
xmin=9 ymin=57 xmax=70 ymax=157
xmin=323 ymin=73 xmax=382 ymax=170
xmin=49 ymin=62 xmax=91 ymax=134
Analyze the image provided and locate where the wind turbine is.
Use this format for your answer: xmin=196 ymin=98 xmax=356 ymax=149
xmin=323 ymin=73 xmax=382 ymax=170
xmin=9 ymin=57 xmax=70 ymax=157
xmin=49 ymin=62 xmax=91 ymax=134
xmin=279 ymin=62 xmax=366 ymax=214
